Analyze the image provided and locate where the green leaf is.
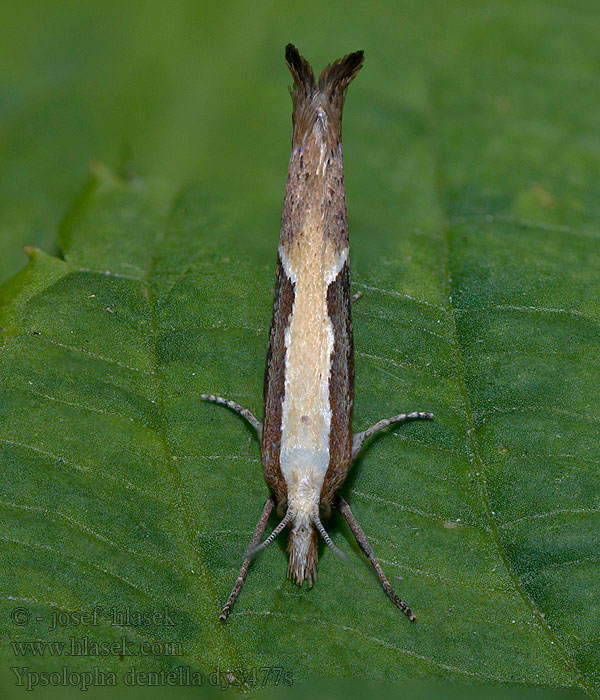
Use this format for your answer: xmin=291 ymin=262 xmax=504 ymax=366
xmin=1 ymin=1 xmax=599 ymax=696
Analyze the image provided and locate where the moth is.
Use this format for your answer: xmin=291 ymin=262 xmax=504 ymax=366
xmin=202 ymin=44 xmax=433 ymax=621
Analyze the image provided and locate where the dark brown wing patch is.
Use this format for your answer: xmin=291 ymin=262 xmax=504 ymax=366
xmin=261 ymin=255 xmax=294 ymax=505
xmin=321 ymin=260 xmax=354 ymax=503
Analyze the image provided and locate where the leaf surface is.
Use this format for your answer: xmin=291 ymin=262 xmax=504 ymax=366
xmin=0 ymin=1 xmax=599 ymax=695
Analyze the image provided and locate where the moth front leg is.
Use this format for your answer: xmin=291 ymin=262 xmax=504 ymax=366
xmin=352 ymin=410 xmax=433 ymax=460
xmin=200 ymin=394 xmax=262 ymax=440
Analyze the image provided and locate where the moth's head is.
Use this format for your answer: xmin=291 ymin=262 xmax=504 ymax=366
xmin=287 ymin=520 xmax=318 ymax=587
xmin=246 ymin=497 xmax=344 ymax=584
xmin=284 ymin=499 xmax=334 ymax=586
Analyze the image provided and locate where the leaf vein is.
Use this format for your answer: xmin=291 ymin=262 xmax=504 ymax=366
xmin=428 ymin=81 xmax=596 ymax=696
xmin=31 ymin=335 xmax=155 ymax=375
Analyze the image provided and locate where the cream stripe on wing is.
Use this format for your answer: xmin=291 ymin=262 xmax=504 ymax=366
xmin=279 ymin=223 xmax=348 ymax=518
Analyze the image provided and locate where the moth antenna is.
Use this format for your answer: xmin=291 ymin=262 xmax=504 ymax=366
xmin=245 ymin=507 xmax=293 ymax=558
xmin=311 ymin=506 xmax=349 ymax=564
xmin=219 ymin=496 xmax=274 ymax=620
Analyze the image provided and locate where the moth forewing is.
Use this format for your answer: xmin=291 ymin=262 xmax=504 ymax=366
xmin=261 ymin=44 xmax=360 ymax=588
xmin=201 ymin=44 xmax=433 ymax=621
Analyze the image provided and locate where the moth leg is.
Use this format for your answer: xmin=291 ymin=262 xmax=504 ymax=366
xmin=335 ymin=495 xmax=416 ymax=622
xmin=220 ymin=496 xmax=275 ymax=620
xmin=200 ymin=394 xmax=262 ymax=440
xmin=352 ymin=411 xmax=433 ymax=459
xmin=351 ymin=290 xmax=363 ymax=304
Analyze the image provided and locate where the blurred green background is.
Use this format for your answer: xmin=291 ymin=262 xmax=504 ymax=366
xmin=2 ymin=0 xmax=597 ymax=283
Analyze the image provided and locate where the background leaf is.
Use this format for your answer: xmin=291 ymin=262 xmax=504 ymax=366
xmin=0 ymin=0 xmax=599 ymax=696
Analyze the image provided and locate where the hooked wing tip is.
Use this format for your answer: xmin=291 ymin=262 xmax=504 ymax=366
xmin=285 ymin=43 xmax=300 ymax=66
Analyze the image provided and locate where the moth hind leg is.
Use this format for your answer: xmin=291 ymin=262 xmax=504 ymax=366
xmin=219 ymin=496 xmax=275 ymax=620
xmin=200 ymin=394 xmax=262 ymax=440
xmin=335 ymin=495 xmax=416 ymax=621
xmin=352 ymin=410 xmax=433 ymax=459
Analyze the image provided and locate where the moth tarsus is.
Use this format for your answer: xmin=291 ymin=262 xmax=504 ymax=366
xmin=201 ymin=44 xmax=433 ymax=621
xmin=352 ymin=411 xmax=434 ymax=460
xmin=199 ymin=393 xmax=262 ymax=439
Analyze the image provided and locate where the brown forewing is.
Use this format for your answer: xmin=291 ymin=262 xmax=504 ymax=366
xmin=319 ymin=136 xmax=354 ymax=503
xmin=265 ymin=45 xmax=360 ymax=507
